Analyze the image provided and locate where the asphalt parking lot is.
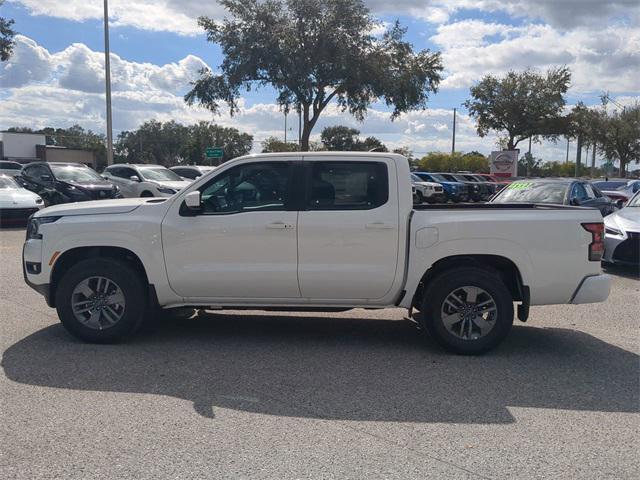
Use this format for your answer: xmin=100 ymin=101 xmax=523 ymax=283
xmin=0 ymin=227 xmax=638 ymax=480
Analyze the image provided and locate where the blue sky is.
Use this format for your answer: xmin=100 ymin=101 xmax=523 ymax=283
xmin=1 ymin=0 xmax=638 ymax=162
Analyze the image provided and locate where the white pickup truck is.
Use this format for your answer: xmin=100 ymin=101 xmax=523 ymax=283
xmin=23 ymin=152 xmax=611 ymax=354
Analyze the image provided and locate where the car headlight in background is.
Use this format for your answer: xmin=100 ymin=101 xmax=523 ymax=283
xmin=26 ymin=216 xmax=61 ymax=240
xmin=157 ymin=187 xmax=177 ymax=195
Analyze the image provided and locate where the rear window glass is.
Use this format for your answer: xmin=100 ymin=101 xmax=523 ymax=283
xmin=308 ymin=162 xmax=388 ymax=210
xmin=492 ymin=182 xmax=568 ymax=204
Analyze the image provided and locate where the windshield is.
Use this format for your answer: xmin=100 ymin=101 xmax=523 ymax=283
xmin=139 ymin=167 xmax=182 ymax=182
xmin=592 ymin=181 xmax=626 ymax=190
xmin=492 ymin=181 xmax=568 ymax=204
xmin=616 ymin=181 xmax=640 ymax=191
xmin=0 ymin=176 xmax=19 ymax=189
xmin=410 ymin=174 xmax=423 ymax=182
xmin=627 ymin=193 xmax=640 ymax=207
xmin=51 ymin=165 xmax=103 ymax=183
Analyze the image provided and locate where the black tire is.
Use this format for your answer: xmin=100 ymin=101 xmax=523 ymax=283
xmin=140 ymin=191 xmax=154 ymax=197
xmin=420 ymin=267 xmax=514 ymax=355
xmin=55 ymin=258 xmax=147 ymax=343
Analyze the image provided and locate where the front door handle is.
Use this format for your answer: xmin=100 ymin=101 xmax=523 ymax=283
xmin=266 ymin=221 xmax=295 ymax=230
xmin=365 ymin=222 xmax=395 ymax=230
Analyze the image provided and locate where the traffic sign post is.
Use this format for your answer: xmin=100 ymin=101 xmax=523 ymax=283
xmin=205 ymin=147 xmax=224 ymax=165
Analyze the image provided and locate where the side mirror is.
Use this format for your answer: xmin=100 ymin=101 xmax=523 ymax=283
xmin=129 ymin=175 xmax=141 ymax=182
xmin=40 ymin=174 xmax=52 ymax=182
xmin=570 ymin=197 xmax=581 ymax=206
xmin=615 ymin=199 xmax=624 ymax=209
xmin=184 ymin=190 xmax=202 ymax=210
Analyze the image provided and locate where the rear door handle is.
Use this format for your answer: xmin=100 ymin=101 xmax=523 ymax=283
xmin=365 ymin=222 xmax=396 ymax=230
xmin=266 ymin=222 xmax=295 ymax=230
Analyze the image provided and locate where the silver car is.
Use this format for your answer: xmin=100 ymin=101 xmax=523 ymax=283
xmin=602 ymin=191 xmax=640 ymax=266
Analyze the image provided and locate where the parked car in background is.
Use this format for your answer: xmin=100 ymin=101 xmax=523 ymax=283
xmin=413 ymin=172 xmax=469 ymax=202
xmin=0 ymin=161 xmax=24 ymax=177
xmin=103 ymin=164 xmax=191 ymax=197
xmin=438 ymin=173 xmax=485 ymax=201
xmin=170 ymin=165 xmax=217 ymax=181
xmin=410 ymin=173 xmax=446 ymax=203
xmin=474 ymin=173 xmax=510 ymax=191
xmin=491 ymin=179 xmax=618 ymax=216
xmin=18 ymin=162 xmax=121 ymax=206
xmin=593 ymin=179 xmax=640 ymax=206
xmin=0 ymin=175 xmax=44 ymax=226
xmin=457 ymin=173 xmax=496 ymax=199
xmin=602 ymin=191 xmax=640 ymax=267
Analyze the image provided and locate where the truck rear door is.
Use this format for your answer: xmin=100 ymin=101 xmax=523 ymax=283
xmin=297 ymin=156 xmax=400 ymax=300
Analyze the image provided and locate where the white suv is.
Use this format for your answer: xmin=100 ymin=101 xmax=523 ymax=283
xmin=103 ymin=164 xmax=191 ymax=198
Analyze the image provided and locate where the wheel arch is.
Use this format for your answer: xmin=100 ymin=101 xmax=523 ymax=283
xmin=411 ymin=254 xmax=526 ymax=310
xmin=50 ymin=246 xmax=154 ymax=308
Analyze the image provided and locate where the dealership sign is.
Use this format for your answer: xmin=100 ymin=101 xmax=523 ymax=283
xmin=490 ymin=150 xmax=518 ymax=178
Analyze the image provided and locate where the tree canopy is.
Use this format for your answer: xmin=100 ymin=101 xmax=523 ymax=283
xmin=418 ymin=152 xmax=489 ymax=173
xmin=186 ymin=0 xmax=443 ymax=151
xmin=320 ymin=125 xmax=387 ymax=151
xmin=464 ymin=67 xmax=571 ymax=151
xmin=115 ymin=120 xmax=253 ymax=166
xmin=0 ymin=0 xmax=15 ymax=62
xmin=595 ymin=104 xmax=640 ymax=177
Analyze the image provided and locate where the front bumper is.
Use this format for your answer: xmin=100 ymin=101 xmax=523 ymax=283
xmin=22 ymin=242 xmax=52 ymax=306
xmin=603 ymin=232 xmax=639 ymax=266
xmin=570 ymin=274 xmax=611 ymax=304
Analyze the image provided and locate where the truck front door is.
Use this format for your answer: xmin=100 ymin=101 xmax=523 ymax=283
xmin=162 ymin=160 xmax=300 ymax=299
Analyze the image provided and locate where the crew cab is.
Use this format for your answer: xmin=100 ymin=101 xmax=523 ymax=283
xmin=23 ymin=152 xmax=611 ymax=354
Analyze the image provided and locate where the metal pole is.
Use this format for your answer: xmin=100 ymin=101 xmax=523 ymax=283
xmin=298 ymin=108 xmax=302 ymax=148
xmin=528 ymin=136 xmax=532 ymax=155
xmin=284 ymin=111 xmax=287 ymax=144
xmin=565 ymin=138 xmax=570 ymax=164
xmin=451 ymin=108 xmax=456 ymax=155
xmin=103 ymin=0 xmax=114 ymax=165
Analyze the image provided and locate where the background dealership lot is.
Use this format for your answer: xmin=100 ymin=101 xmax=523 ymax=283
xmin=1 ymin=228 xmax=638 ymax=479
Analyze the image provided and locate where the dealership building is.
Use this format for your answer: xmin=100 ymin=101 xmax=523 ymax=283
xmin=0 ymin=131 xmax=97 ymax=168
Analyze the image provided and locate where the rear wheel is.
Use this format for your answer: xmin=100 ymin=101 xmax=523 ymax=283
xmin=420 ymin=267 xmax=514 ymax=354
xmin=55 ymin=258 xmax=147 ymax=343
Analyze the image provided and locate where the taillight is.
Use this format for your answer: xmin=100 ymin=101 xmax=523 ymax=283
xmin=582 ymin=223 xmax=605 ymax=262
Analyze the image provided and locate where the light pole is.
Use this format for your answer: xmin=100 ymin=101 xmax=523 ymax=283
xmin=103 ymin=0 xmax=114 ymax=165
xmin=451 ymin=107 xmax=456 ymax=155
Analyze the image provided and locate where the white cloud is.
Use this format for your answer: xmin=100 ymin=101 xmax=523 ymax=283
xmin=432 ymin=21 xmax=640 ymax=92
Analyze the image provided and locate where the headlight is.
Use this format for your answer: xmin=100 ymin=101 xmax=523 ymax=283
xmin=158 ymin=187 xmax=177 ymax=194
xmin=26 ymin=216 xmax=60 ymax=240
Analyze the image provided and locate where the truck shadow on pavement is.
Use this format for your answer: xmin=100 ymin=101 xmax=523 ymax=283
xmin=2 ymin=312 xmax=638 ymax=424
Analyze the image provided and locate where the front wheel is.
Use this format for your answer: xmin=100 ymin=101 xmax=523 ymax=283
xmin=420 ymin=267 xmax=514 ymax=355
xmin=55 ymin=258 xmax=147 ymax=343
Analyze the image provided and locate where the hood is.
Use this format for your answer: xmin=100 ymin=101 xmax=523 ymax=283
xmin=0 ymin=188 xmax=42 ymax=208
xmin=152 ymin=180 xmax=191 ymax=191
xmin=60 ymin=179 xmax=115 ymax=190
xmin=33 ymin=198 xmax=154 ymax=218
xmin=413 ymin=181 xmax=441 ymax=188
xmin=606 ymin=207 xmax=640 ymax=232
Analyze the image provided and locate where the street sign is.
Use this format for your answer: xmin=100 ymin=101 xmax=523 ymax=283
xmin=206 ymin=147 xmax=223 ymax=158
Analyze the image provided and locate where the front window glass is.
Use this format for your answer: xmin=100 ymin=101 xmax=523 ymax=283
xmin=200 ymin=162 xmax=290 ymax=214
xmin=308 ymin=161 xmax=388 ymax=210
xmin=492 ymin=182 xmax=568 ymax=204
xmin=51 ymin=165 xmax=103 ymax=182
xmin=411 ymin=174 xmax=423 ymax=182
xmin=0 ymin=176 xmax=19 ymax=189
xmin=593 ymin=181 xmax=626 ymax=190
xmin=139 ymin=167 xmax=182 ymax=182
